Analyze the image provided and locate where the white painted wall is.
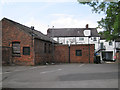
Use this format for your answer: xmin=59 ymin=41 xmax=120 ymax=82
xmin=100 ymin=40 xmax=116 ymax=61
xmin=53 ymin=37 xmax=100 ymax=50
xmin=100 ymin=40 xmax=115 ymax=51
xmin=53 ymin=36 xmax=119 ymax=61
xmin=116 ymin=42 xmax=120 ymax=48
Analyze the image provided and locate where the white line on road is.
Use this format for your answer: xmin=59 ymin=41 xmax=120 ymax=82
xmin=79 ymin=64 xmax=85 ymax=67
xmin=29 ymin=66 xmax=47 ymax=70
xmin=29 ymin=67 xmax=38 ymax=69
xmin=3 ymin=66 xmax=47 ymax=74
xmin=40 ymin=69 xmax=62 ymax=74
xmin=3 ymin=72 xmax=11 ymax=74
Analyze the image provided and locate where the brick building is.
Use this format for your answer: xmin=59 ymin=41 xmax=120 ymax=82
xmin=1 ymin=18 xmax=56 ymax=65
xmin=1 ymin=18 xmax=95 ymax=65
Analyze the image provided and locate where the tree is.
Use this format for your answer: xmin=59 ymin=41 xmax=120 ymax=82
xmin=78 ymin=0 xmax=120 ymax=41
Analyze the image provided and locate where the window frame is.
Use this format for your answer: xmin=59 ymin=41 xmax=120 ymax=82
xmin=109 ymin=42 xmax=112 ymax=46
xmin=23 ymin=47 xmax=30 ymax=55
xmin=12 ymin=42 xmax=21 ymax=56
xmin=48 ymin=44 xmax=51 ymax=53
xmin=79 ymin=37 xmax=84 ymax=41
xmin=93 ymin=37 xmax=97 ymax=41
xmin=44 ymin=43 xmax=47 ymax=53
xmin=76 ymin=50 xmax=82 ymax=56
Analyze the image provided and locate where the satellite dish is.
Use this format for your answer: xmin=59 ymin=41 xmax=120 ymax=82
xmin=84 ymin=30 xmax=91 ymax=36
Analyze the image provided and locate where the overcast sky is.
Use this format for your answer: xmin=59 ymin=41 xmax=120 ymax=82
xmin=0 ymin=0 xmax=105 ymax=34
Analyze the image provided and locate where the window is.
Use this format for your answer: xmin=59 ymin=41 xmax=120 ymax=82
xmin=76 ymin=50 xmax=82 ymax=56
xmin=93 ymin=37 xmax=97 ymax=41
xmin=23 ymin=47 xmax=30 ymax=55
xmin=100 ymin=43 xmax=104 ymax=49
xmin=109 ymin=42 xmax=112 ymax=46
xmin=79 ymin=37 xmax=84 ymax=41
xmin=44 ymin=43 xmax=47 ymax=53
xmin=12 ymin=42 xmax=20 ymax=56
xmin=48 ymin=44 xmax=51 ymax=53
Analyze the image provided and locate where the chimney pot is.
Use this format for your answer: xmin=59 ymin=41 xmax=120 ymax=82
xmin=86 ymin=24 xmax=88 ymax=29
xmin=31 ymin=26 xmax=34 ymax=30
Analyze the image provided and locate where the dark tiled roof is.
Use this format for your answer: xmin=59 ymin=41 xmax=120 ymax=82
xmin=47 ymin=28 xmax=99 ymax=37
xmin=2 ymin=18 xmax=56 ymax=43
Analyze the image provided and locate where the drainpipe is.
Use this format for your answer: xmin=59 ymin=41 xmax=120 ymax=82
xmin=33 ymin=39 xmax=35 ymax=65
xmin=88 ymin=36 xmax=91 ymax=63
xmin=68 ymin=43 xmax=70 ymax=63
xmin=31 ymin=26 xmax=35 ymax=65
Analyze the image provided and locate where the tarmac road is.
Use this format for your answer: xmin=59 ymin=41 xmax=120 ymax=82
xmin=1 ymin=63 xmax=118 ymax=88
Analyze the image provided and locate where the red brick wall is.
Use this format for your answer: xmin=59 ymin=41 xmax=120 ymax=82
xmin=34 ymin=39 xmax=54 ymax=65
xmin=1 ymin=18 xmax=95 ymax=65
xmin=54 ymin=44 xmax=95 ymax=63
xmin=54 ymin=45 xmax=69 ymax=63
xmin=2 ymin=19 xmax=34 ymax=65
xmin=70 ymin=44 xmax=94 ymax=63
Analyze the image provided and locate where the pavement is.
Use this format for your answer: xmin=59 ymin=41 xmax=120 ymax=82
xmin=1 ymin=63 xmax=118 ymax=88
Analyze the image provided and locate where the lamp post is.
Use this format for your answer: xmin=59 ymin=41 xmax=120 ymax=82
xmin=84 ymin=30 xmax=91 ymax=63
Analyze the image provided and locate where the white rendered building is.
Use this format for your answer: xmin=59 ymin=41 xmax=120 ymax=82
xmin=47 ymin=25 xmax=100 ymax=50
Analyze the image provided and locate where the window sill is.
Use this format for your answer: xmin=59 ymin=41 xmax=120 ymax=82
xmin=12 ymin=54 xmax=21 ymax=57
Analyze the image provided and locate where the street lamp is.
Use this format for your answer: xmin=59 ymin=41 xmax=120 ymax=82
xmin=84 ymin=30 xmax=91 ymax=63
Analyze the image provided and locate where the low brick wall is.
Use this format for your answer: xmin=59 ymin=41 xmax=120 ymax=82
xmin=70 ymin=44 xmax=94 ymax=63
xmin=54 ymin=45 xmax=69 ymax=63
xmin=35 ymin=54 xmax=53 ymax=65
xmin=54 ymin=44 xmax=95 ymax=63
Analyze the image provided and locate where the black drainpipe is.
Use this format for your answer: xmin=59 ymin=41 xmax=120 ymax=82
xmin=68 ymin=45 xmax=70 ymax=63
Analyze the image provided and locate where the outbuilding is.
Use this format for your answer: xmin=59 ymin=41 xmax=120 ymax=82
xmin=1 ymin=18 xmax=56 ymax=65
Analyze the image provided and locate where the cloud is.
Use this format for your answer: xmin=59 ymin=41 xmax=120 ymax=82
xmin=24 ymin=18 xmax=48 ymax=34
xmin=50 ymin=16 xmax=97 ymax=28
xmin=0 ymin=0 xmax=76 ymax=3
xmin=24 ymin=15 xmax=104 ymax=35
xmin=50 ymin=14 xmax=104 ymax=32
xmin=51 ymin=14 xmax=74 ymax=18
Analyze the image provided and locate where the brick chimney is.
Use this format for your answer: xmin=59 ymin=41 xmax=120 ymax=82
xmin=47 ymin=29 xmax=50 ymax=34
xmin=86 ymin=24 xmax=88 ymax=29
xmin=31 ymin=26 xmax=34 ymax=30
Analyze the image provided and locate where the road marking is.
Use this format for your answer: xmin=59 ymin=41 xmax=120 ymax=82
xmin=29 ymin=67 xmax=37 ymax=69
xmin=2 ymin=66 xmax=47 ymax=74
xmin=79 ymin=64 xmax=85 ymax=67
xmin=40 ymin=69 xmax=62 ymax=74
xmin=37 ymin=66 xmax=47 ymax=68
xmin=3 ymin=72 xmax=11 ymax=74
xmin=14 ymin=70 xmax=23 ymax=71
